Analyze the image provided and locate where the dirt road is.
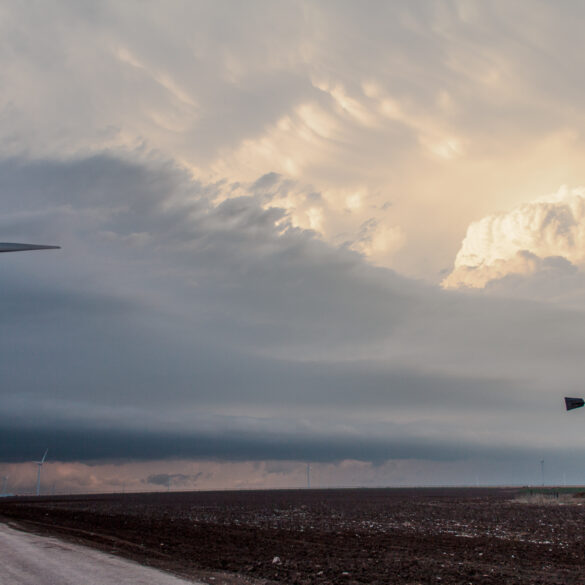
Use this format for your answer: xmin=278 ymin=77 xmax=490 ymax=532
xmin=0 ymin=523 xmax=203 ymax=585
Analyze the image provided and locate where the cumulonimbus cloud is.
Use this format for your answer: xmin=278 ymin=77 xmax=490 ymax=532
xmin=443 ymin=186 xmax=585 ymax=288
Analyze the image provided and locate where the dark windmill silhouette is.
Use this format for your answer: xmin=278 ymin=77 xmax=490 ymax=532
xmin=565 ymin=397 xmax=585 ymax=411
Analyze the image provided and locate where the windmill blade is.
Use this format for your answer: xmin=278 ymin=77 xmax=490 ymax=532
xmin=40 ymin=449 xmax=48 ymax=463
xmin=0 ymin=243 xmax=60 ymax=253
xmin=565 ymin=397 xmax=585 ymax=411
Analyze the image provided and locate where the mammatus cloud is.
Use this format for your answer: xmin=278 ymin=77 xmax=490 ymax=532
xmin=9 ymin=2 xmax=585 ymax=277
xmin=443 ymin=186 xmax=585 ymax=288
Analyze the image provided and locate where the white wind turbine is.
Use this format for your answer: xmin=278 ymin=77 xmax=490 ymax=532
xmin=3 ymin=243 xmax=58 ymax=497
xmin=35 ymin=449 xmax=48 ymax=496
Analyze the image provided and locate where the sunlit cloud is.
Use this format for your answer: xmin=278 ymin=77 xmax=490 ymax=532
xmin=444 ymin=186 xmax=585 ymax=288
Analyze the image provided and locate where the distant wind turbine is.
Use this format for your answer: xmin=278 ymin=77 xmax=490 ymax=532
xmin=35 ymin=449 xmax=48 ymax=496
xmin=1 ymin=475 xmax=8 ymax=495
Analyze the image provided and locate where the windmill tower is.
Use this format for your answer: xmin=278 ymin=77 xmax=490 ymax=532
xmin=35 ymin=449 xmax=48 ymax=496
xmin=3 ymin=242 xmax=59 ymax=497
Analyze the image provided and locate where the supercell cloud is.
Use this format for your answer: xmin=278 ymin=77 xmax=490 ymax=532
xmin=4 ymin=1 xmax=585 ymax=490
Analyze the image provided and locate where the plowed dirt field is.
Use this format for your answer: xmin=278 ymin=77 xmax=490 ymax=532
xmin=1 ymin=487 xmax=584 ymax=585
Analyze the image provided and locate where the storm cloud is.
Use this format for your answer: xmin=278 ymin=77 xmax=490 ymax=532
xmin=0 ymin=155 xmax=583 ymax=480
xmin=4 ymin=2 xmax=585 ymax=489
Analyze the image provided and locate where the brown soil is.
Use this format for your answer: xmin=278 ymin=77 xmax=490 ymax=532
xmin=1 ymin=487 xmax=584 ymax=585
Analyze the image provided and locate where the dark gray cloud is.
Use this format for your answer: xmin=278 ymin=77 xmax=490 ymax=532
xmin=1 ymin=154 xmax=585 ymax=477
xmin=145 ymin=473 xmax=202 ymax=487
xmin=0 ymin=424 xmax=565 ymax=466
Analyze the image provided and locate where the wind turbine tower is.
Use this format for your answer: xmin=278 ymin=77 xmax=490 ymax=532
xmin=2 ymin=242 xmax=58 ymax=498
xmin=35 ymin=449 xmax=48 ymax=496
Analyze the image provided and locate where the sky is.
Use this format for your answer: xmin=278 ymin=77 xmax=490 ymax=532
xmin=3 ymin=0 xmax=585 ymax=493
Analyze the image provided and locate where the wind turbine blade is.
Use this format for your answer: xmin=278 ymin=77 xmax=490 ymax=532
xmin=41 ymin=449 xmax=48 ymax=463
xmin=0 ymin=243 xmax=60 ymax=253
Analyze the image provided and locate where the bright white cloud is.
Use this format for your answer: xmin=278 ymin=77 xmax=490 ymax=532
xmin=444 ymin=186 xmax=585 ymax=288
